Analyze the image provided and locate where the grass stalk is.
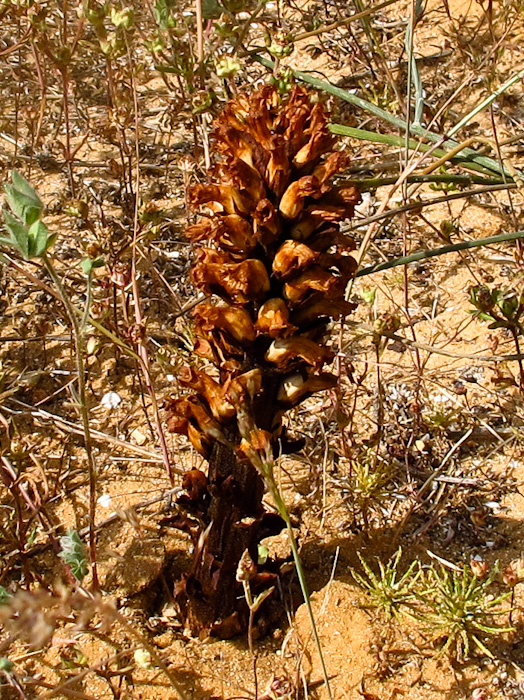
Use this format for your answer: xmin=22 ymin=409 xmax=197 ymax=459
xmin=355 ymin=229 xmax=524 ymax=278
xmin=448 ymin=65 xmax=524 ymax=138
xmin=42 ymin=255 xmax=99 ymax=590
xmin=267 ymin=479 xmax=334 ymax=700
xmin=126 ymin=34 xmax=175 ymax=485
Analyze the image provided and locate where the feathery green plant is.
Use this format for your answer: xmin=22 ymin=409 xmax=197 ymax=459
xmin=351 ymin=548 xmax=421 ymax=619
xmin=418 ymin=564 xmax=512 ymax=659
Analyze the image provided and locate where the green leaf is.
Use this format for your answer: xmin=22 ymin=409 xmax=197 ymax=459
xmin=11 ymin=170 xmax=43 ymax=205
xmin=257 ymin=544 xmax=269 ymax=566
xmin=3 ymin=171 xmax=43 ymax=226
xmin=252 ymin=586 xmax=275 ymax=612
xmin=80 ymin=257 xmax=104 ymax=275
xmin=59 ymin=529 xmax=88 ymax=582
xmin=0 ymin=586 xmax=11 ymax=605
xmin=27 ymin=220 xmax=51 ymax=258
xmin=201 ymin=0 xmax=223 ymax=19
xmin=4 ymin=184 xmax=41 ymax=226
xmin=2 ymin=209 xmax=29 ymax=258
xmin=0 ymin=657 xmax=13 ymax=672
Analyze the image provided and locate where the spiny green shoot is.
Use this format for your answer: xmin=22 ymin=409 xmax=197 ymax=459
xmin=418 ymin=563 xmax=513 ymax=659
xmin=351 ymin=548 xmax=421 ymax=619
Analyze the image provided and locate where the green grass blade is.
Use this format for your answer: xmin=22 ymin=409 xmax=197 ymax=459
xmin=356 ymin=229 xmax=524 ymax=278
xmin=449 ymin=65 xmax=524 ymax=138
xmin=252 ymin=55 xmax=518 ymax=179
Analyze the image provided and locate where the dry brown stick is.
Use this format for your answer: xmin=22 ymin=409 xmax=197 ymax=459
xmin=126 ymin=35 xmax=175 ymax=485
xmin=6 ymin=399 xmax=184 ymax=474
xmin=346 ymin=323 xmax=524 ymax=362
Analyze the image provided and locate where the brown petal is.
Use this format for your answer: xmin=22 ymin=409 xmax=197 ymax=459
xmin=213 ymin=122 xmax=267 ymax=173
xmin=190 ymin=183 xmax=252 ymax=216
xmin=248 ymin=428 xmax=272 ymax=452
xmin=308 ymin=227 xmax=357 ymax=253
xmin=279 ymin=176 xmax=322 ymax=220
xmin=164 ymin=396 xmax=224 ymax=457
xmin=186 ymin=424 xmax=213 ymax=458
xmin=265 ymin=337 xmax=334 ymax=370
xmin=289 ymin=214 xmax=325 ymax=241
xmin=192 ymin=249 xmax=270 ymax=303
xmin=185 ymin=218 xmax=214 ymax=243
xmin=265 ymin=140 xmax=291 ymax=197
xmin=272 ymin=240 xmax=318 ymax=279
xmin=277 ymin=371 xmax=338 ymax=406
xmin=312 ymin=151 xmax=349 ymax=184
xmin=187 ymin=396 xmax=227 ymax=442
xmin=302 ymin=202 xmax=355 ymax=223
xmin=186 ymin=215 xmax=257 ymax=256
xmin=318 ymin=252 xmax=358 ymax=279
xmin=255 ymin=298 xmax=297 ymax=338
xmin=179 ymin=365 xmax=235 ymax=422
xmin=193 ymin=335 xmax=243 ymax=373
xmin=217 ymin=157 xmax=267 ymax=202
xmin=165 ymin=412 xmax=189 ymax=437
xmin=292 ymin=296 xmax=357 ymax=325
xmin=293 ymin=104 xmax=334 ymax=166
xmin=193 ymin=303 xmax=256 ymax=346
xmin=193 ymin=337 xmax=216 ymax=361
xmin=181 ymin=469 xmax=208 ymax=503
xmin=276 ymin=91 xmax=311 ymax=153
xmin=282 ymin=267 xmax=345 ymax=305
xmin=252 ymin=198 xmax=281 ymax=245
xmin=226 ymin=369 xmax=263 ymax=405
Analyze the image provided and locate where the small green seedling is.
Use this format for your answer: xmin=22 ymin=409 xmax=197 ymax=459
xmin=351 ymin=548 xmax=421 ymax=619
xmin=0 ymin=170 xmax=55 ymax=259
xmin=418 ymin=563 xmax=512 ymax=659
xmin=59 ymin=530 xmax=88 ymax=582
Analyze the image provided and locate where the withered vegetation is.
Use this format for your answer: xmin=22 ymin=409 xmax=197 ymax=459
xmin=164 ymin=85 xmax=361 ymax=636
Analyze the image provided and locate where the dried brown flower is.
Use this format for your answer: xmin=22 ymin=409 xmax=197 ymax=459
xmin=165 ymin=85 xmax=361 ymax=634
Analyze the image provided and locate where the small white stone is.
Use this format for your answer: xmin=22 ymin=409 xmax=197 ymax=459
xmin=484 ymin=501 xmax=501 ymax=511
xmin=130 ymin=428 xmax=147 ymax=446
xmin=100 ymin=391 xmax=122 ymax=409
xmin=97 ymin=493 xmax=112 ymax=508
xmin=134 ymin=649 xmax=153 ymax=669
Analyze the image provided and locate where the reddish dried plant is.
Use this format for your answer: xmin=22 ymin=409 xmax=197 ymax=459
xmin=165 ymin=85 xmax=360 ymax=636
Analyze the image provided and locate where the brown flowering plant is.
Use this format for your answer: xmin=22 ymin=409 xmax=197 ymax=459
xmin=164 ymin=84 xmax=360 ymax=637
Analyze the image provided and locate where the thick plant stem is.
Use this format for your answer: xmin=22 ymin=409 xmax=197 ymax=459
xmin=180 ymin=441 xmax=265 ymax=635
xmin=43 ymin=255 xmax=99 ymax=590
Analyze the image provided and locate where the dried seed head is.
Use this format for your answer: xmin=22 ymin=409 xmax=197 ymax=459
xmin=470 ymin=557 xmax=489 ymax=580
xmin=236 ymin=549 xmax=257 ymax=582
xmin=503 ymin=558 xmax=524 ymax=587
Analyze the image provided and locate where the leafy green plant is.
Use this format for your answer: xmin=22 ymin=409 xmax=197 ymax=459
xmin=1 ymin=171 xmax=100 ymax=589
xmin=350 ymin=454 xmax=394 ymax=527
xmin=469 ymin=285 xmax=524 ymax=332
xmin=418 ymin=563 xmax=512 ymax=659
xmin=470 ymin=284 xmax=524 ymax=388
xmin=351 ymin=548 xmax=421 ymax=619
xmin=58 ymin=529 xmax=88 ymax=582
xmin=1 ymin=170 xmax=55 ymax=260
